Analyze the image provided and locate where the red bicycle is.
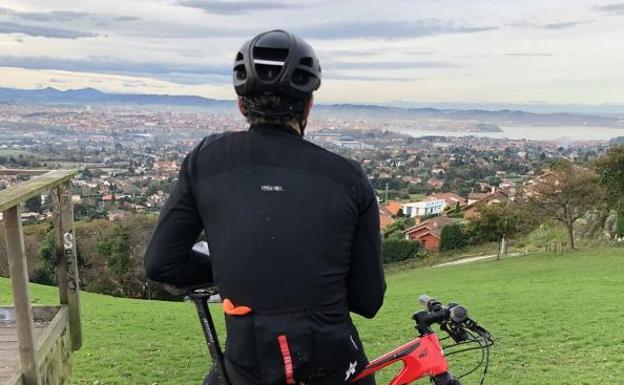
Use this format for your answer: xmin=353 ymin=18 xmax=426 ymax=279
xmin=180 ymin=243 xmax=494 ymax=385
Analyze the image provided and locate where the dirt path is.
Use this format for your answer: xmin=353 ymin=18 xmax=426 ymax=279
xmin=433 ymin=252 xmax=523 ymax=268
xmin=433 ymin=254 xmax=497 ymax=268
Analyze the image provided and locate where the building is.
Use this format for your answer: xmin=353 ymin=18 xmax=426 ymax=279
xmin=402 ymin=198 xmax=447 ymax=218
xmin=153 ymin=161 xmax=178 ymax=172
xmin=427 ymin=192 xmax=466 ymax=208
xmin=463 ymin=191 xmax=509 ymax=219
xmin=384 ymin=200 xmax=403 ymax=216
xmin=428 ymin=179 xmax=445 ymax=189
xmin=379 ymin=205 xmax=395 ymax=230
xmin=403 ymin=216 xmax=456 ymax=251
xmin=467 ymin=192 xmax=490 ymax=205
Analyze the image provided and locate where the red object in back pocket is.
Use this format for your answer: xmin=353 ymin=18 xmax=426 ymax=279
xmin=278 ymin=335 xmax=296 ymax=384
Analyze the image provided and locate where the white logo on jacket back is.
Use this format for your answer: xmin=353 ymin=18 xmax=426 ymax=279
xmin=261 ymin=185 xmax=285 ymax=192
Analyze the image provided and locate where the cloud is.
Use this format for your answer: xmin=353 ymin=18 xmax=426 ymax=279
xmin=0 ymin=21 xmax=96 ymax=39
xmin=117 ymin=21 xmax=252 ymax=38
xmin=293 ymin=20 xmax=497 ymax=40
xmin=511 ymin=20 xmax=591 ymax=30
xmin=327 ymin=60 xmax=460 ymax=70
xmin=8 ymin=10 xmax=92 ymax=22
xmin=318 ymin=48 xmax=434 ymax=58
xmin=593 ymin=3 xmax=624 ymax=15
xmin=0 ymin=7 xmax=139 ymax=23
xmin=0 ymin=56 xmax=230 ymax=85
xmin=541 ymin=21 xmax=589 ymax=30
xmin=325 ymin=73 xmax=418 ymax=82
xmin=504 ymin=53 xmax=553 ymax=57
xmin=176 ymin=0 xmax=301 ymax=15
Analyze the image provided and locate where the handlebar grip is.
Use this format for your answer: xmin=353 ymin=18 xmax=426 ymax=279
xmin=419 ymin=294 xmax=444 ymax=312
xmin=419 ymin=294 xmax=434 ymax=308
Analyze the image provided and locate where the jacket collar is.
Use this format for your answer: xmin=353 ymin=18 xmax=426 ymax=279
xmin=249 ymin=123 xmax=302 ymax=137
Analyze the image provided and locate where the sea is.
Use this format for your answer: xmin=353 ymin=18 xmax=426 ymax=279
xmin=389 ymin=125 xmax=624 ymax=142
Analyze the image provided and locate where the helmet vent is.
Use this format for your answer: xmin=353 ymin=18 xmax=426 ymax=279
xmin=256 ymin=63 xmax=282 ymax=81
xmin=299 ymin=57 xmax=313 ymax=67
xmin=253 ymin=46 xmax=289 ymax=62
xmin=292 ymin=69 xmax=312 ymax=86
xmin=234 ymin=64 xmax=247 ymax=80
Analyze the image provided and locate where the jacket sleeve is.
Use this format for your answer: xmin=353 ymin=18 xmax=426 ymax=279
xmin=144 ymin=142 xmax=211 ymax=286
xmin=347 ymin=170 xmax=386 ymax=319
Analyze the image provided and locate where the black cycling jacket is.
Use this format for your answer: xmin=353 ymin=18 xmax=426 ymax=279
xmin=145 ymin=123 xmax=386 ymax=384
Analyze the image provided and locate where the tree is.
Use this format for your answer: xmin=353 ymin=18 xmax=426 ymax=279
xmin=529 ymin=160 xmax=604 ymax=249
xmin=467 ymin=199 xmax=538 ymax=257
xmin=96 ymin=224 xmax=133 ymax=296
xmin=25 ymin=195 xmax=42 ymax=213
xmin=440 ymin=223 xmax=467 ymax=252
xmin=33 ymin=225 xmax=57 ymax=285
xmin=595 ymin=145 xmax=624 ymax=213
xmin=617 ymin=215 xmax=624 ymax=238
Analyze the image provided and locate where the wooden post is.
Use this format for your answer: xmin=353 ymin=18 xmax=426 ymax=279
xmin=53 ymin=183 xmax=82 ymax=350
xmin=501 ymin=235 xmax=508 ymax=256
xmin=4 ymin=205 xmax=40 ymax=385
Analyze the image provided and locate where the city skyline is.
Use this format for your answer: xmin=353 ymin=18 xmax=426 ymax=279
xmin=0 ymin=0 xmax=623 ymax=105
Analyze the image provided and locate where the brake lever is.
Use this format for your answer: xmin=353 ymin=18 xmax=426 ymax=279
xmin=463 ymin=318 xmax=492 ymax=341
xmin=441 ymin=321 xmax=471 ymax=343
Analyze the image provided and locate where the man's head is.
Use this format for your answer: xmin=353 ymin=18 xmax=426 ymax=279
xmin=233 ymin=30 xmax=321 ymax=135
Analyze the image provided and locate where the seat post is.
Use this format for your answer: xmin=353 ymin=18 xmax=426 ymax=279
xmin=189 ymin=292 xmax=231 ymax=385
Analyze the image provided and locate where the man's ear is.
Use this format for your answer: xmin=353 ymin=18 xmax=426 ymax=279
xmin=237 ymin=97 xmax=248 ymax=117
xmin=299 ymin=97 xmax=314 ymax=134
xmin=302 ymin=97 xmax=314 ymax=121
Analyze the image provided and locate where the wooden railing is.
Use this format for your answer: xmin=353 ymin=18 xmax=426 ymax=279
xmin=0 ymin=169 xmax=81 ymax=385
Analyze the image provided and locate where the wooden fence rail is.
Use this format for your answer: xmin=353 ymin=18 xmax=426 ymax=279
xmin=0 ymin=169 xmax=81 ymax=385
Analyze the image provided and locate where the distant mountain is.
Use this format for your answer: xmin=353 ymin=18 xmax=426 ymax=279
xmin=381 ymin=101 xmax=624 ymax=116
xmin=0 ymin=87 xmax=622 ymax=128
xmin=0 ymin=87 xmax=232 ymax=108
xmin=315 ymin=103 xmax=624 ymax=127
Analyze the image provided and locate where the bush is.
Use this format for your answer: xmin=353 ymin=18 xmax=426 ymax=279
xmin=617 ymin=213 xmax=624 ymax=238
xmin=382 ymin=239 xmax=422 ymax=263
xmin=440 ymin=223 xmax=467 ymax=252
xmin=32 ymin=225 xmax=57 ymax=285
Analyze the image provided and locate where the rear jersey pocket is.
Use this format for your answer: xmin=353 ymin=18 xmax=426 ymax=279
xmin=253 ymin=313 xmax=313 ymax=384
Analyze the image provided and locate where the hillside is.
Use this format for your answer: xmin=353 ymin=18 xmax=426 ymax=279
xmin=1 ymin=247 xmax=623 ymax=385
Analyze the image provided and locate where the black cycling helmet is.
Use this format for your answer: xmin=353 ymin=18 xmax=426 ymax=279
xmin=233 ymin=30 xmax=321 ymax=101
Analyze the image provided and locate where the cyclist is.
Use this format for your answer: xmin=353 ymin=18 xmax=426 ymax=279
xmin=145 ymin=29 xmax=386 ymax=385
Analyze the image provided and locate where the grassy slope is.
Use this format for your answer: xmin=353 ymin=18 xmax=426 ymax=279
xmin=1 ymin=247 xmax=623 ymax=385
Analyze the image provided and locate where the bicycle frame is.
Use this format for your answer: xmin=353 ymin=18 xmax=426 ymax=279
xmin=351 ymin=333 xmax=448 ymax=385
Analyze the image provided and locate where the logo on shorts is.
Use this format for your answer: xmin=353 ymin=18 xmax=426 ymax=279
xmin=345 ymin=361 xmax=358 ymax=381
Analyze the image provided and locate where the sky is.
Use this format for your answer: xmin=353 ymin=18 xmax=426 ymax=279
xmin=0 ymin=0 xmax=622 ymax=105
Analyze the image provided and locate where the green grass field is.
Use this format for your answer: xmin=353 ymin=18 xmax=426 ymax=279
xmin=1 ymin=247 xmax=623 ymax=385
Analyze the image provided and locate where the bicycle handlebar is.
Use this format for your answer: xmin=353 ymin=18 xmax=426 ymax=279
xmin=416 ymin=295 xmax=492 ymax=385
xmin=414 ymin=295 xmax=470 ymax=334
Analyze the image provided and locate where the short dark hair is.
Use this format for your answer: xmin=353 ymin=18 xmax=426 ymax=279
xmin=242 ymin=94 xmax=308 ymax=128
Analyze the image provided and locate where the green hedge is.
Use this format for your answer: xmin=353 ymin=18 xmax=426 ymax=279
xmin=382 ymin=239 xmax=423 ymax=263
xmin=440 ymin=223 xmax=467 ymax=252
